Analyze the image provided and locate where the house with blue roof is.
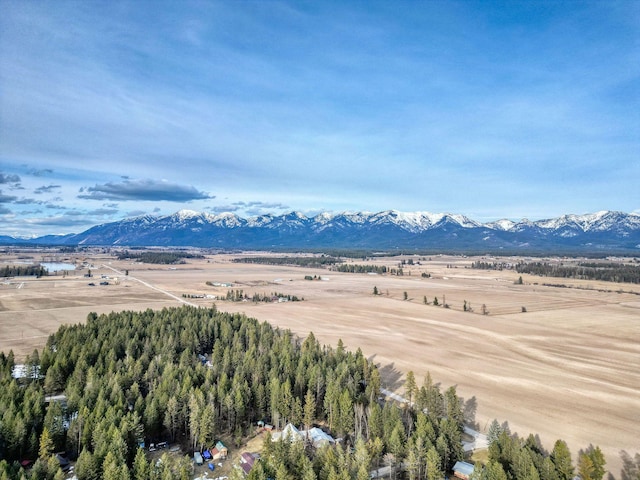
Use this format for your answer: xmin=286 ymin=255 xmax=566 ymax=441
xmin=453 ymin=461 xmax=475 ymax=480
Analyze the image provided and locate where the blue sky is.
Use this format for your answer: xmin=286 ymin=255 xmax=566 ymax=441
xmin=1 ymin=1 xmax=638 ymax=236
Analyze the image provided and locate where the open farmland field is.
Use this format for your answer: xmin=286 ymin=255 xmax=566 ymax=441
xmin=1 ymin=251 xmax=639 ymax=475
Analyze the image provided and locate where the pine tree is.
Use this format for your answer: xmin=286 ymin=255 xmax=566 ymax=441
xmin=75 ymin=449 xmax=99 ymax=480
xmin=163 ymin=396 xmax=180 ymax=442
xmin=426 ymin=447 xmax=443 ymax=480
xmin=488 ymin=419 xmax=503 ymax=445
xmin=551 ymin=440 xmax=574 ymax=480
xmin=484 ymin=460 xmax=509 ymax=480
xmin=338 ymin=389 xmax=354 ymax=437
xmin=578 ymin=453 xmax=595 ymax=480
xmin=132 ymin=447 xmax=148 ymax=480
xmin=303 ymin=389 xmax=316 ymax=432
xmin=103 ymin=451 xmax=127 ymax=480
xmin=406 ymin=448 xmax=420 ymax=480
xmin=38 ymin=427 xmax=54 ymax=459
xmin=586 ymin=446 xmax=606 ymax=480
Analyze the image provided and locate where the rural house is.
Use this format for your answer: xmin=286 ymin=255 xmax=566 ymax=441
xmin=453 ymin=461 xmax=475 ymax=480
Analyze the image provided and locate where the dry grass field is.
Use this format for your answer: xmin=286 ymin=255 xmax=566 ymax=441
xmin=1 ymin=251 xmax=638 ymax=476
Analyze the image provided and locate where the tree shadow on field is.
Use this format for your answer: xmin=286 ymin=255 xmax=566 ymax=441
xmin=461 ymin=395 xmax=479 ymax=430
xmin=373 ymin=359 xmax=404 ymax=392
xmin=619 ymin=449 xmax=640 ymax=480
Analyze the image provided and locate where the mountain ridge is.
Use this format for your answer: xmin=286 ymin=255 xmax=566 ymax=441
xmin=3 ymin=209 xmax=640 ymax=252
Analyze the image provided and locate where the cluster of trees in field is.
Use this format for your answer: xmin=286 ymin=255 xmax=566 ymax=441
xmin=1 ymin=265 xmax=47 ymax=277
xmin=115 ymin=251 xmax=203 ymax=264
xmin=515 ymin=262 xmax=640 ymax=284
xmin=250 ymin=292 xmax=303 ymax=303
xmin=332 ymin=264 xmax=388 ymax=274
xmin=0 ymin=306 xmax=377 ymax=479
xmin=219 ymin=289 xmax=302 ymax=302
xmin=470 ymin=261 xmax=513 ymax=271
xmin=232 ymin=256 xmax=340 ymax=268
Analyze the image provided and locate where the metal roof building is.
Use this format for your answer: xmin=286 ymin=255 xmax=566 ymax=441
xmin=453 ymin=461 xmax=475 ymax=480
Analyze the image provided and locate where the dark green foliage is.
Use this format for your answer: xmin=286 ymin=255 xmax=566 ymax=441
xmin=116 ymin=250 xmax=203 ymax=264
xmin=233 ymin=256 xmax=340 ymax=267
xmin=486 ymin=431 xmax=588 ymax=480
xmin=471 ymin=261 xmax=510 ymax=271
xmin=334 ymin=264 xmax=387 ymax=274
xmin=515 ymin=261 xmax=640 ymax=284
xmin=1 ymin=264 xmax=47 ymax=277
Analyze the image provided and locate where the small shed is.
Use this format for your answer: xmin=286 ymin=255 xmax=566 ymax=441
xmin=240 ymin=452 xmax=260 ymax=475
xmin=240 ymin=452 xmax=260 ymax=465
xmin=453 ymin=461 xmax=475 ymax=480
xmin=212 ymin=441 xmax=227 ymax=460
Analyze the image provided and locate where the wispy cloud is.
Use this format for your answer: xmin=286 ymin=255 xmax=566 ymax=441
xmin=0 ymin=191 xmax=17 ymax=203
xmin=78 ymin=179 xmax=213 ymax=202
xmin=87 ymin=207 xmax=119 ymax=216
xmin=207 ymin=201 xmax=290 ymax=216
xmin=28 ymin=168 xmax=54 ymax=177
xmin=0 ymin=173 xmax=21 ymax=184
xmin=22 ymin=215 xmax=96 ymax=227
xmin=14 ymin=198 xmax=43 ymax=205
xmin=34 ymin=184 xmax=61 ymax=194
xmin=126 ymin=209 xmax=148 ymax=217
xmin=208 ymin=205 xmax=241 ymax=214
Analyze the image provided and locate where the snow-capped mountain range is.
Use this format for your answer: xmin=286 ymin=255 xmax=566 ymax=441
xmin=3 ymin=209 xmax=640 ymax=252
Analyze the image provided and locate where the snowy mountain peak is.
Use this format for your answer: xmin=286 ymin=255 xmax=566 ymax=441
xmin=174 ymin=209 xmax=201 ymax=219
xmin=3 ymin=209 xmax=639 ymax=252
xmin=486 ymin=219 xmax=516 ymax=231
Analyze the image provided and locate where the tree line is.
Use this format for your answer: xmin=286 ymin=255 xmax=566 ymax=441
xmin=333 ymin=264 xmax=388 ymax=274
xmin=232 ymin=256 xmax=340 ymax=268
xmin=515 ymin=262 xmax=640 ymax=284
xmin=115 ymin=251 xmax=204 ymax=264
xmin=470 ymin=261 xmax=513 ymax=271
xmin=1 ymin=265 xmax=47 ymax=278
